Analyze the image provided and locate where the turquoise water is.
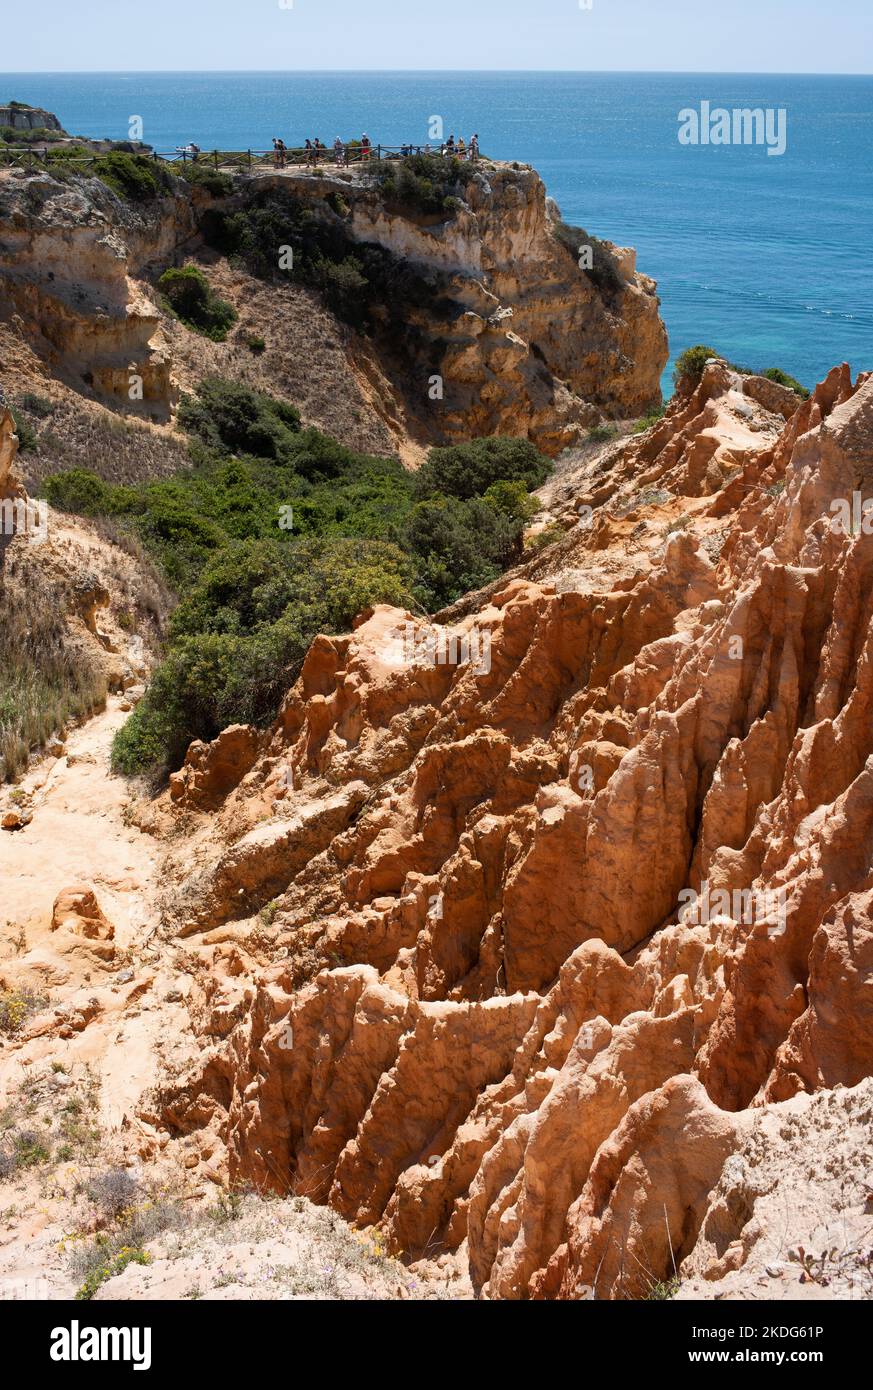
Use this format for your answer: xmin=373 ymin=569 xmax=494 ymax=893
xmin=3 ymin=71 xmax=871 ymax=395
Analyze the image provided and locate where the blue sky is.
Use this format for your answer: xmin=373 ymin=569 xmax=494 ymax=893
xmin=4 ymin=0 xmax=871 ymax=74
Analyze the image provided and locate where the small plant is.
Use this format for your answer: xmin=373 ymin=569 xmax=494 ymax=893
xmin=244 ymin=332 xmax=266 ymax=354
xmin=158 ymin=265 xmax=237 ymax=341
xmin=587 ymin=424 xmax=619 ymax=444
xmin=0 ymin=988 xmax=47 ymax=1034
xmin=210 ymin=1188 xmax=245 ymax=1223
xmin=525 ymin=524 xmax=565 ymax=554
xmin=325 ymin=190 xmax=350 ymax=218
xmin=12 ymin=1129 xmax=51 ymax=1168
xmin=9 ymin=405 xmax=38 ymax=452
xmin=75 ymin=1241 xmax=150 ymax=1301
xmin=760 ymin=366 xmax=809 ymax=399
xmin=86 ymin=1167 xmax=142 ymax=1223
xmin=259 ymin=899 xmax=279 ymax=926
xmin=632 ymin=405 xmax=666 ymax=434
xmin=646 ymin=1274 xmax=680 ymax=1300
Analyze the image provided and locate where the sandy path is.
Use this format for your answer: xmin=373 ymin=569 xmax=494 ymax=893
xmin=0 ymin=695 xmax=162 ymax=949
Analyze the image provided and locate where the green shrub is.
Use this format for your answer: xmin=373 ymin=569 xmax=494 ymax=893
xmin=586 ymin=424 xmax=619 ymax=444
xmin=414 ymin=437 xmax=551 ymax=502
xmin=632 ymin=406 xmax=666 ymax=433
xmin=175 ymin=162 xmax=234 ymax=198
xmin=177 ymin=376 xmax=300 ymax=456
xmin=113 ymin=537 xmax=413 ymax=774
xmin=372 ymin=154 xmax=467 ymax=217
xmin=43 ymin=469 xmax=135 ymax=516
xmin=42 ymin=376 xmax=548 ymax=774
xmin=673 ymin=344 xmax=720 ymax=389
xmin=93 ymin=151 xmax=171 ymax=202
xmin=760 ymin=366 xmax=809 ymax=399
xmin=158 ymin=265 xmax=237 ymax=341
xmin=19 ymin=392 xmax=54 ymax=418
xmin=9 ymin=405 xmax=37 ymax=452
xmin=404 ymin=495 xmax=522 ymax=609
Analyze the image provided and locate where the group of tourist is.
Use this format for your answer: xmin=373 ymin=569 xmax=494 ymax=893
xmin=271 ymin=133 xmax=372 ymax=168
xmin=440 ymin=133 xmax=480 ymax=161
xmin=269 ymin=130 xmax=480 ymax=169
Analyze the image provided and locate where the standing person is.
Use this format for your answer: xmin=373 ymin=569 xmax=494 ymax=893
xmin=446 ymin=133 xmax=455 ymax=154
xmin=272 ymin=137 xmax=280 ymax=167
xmin=361 ymin=132 xmax=371 ymax=163
xmin=334 ymin=136 xmax=345 ymax=166
xmin=457 ymin=136 xmax=467 ymax=159
xmin=469 ymin=133 xmax=479 ymax=162
xmin=304 ymin=137 xmax=313 ymax=169
xmin=277 ymin=138 xmax=287 ymax=168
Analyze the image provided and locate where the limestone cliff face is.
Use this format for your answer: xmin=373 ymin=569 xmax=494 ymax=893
xmin=255 ymin=163 xmax=667 ymax=451
xmin=0 ymin=175 xmax=196 ymax=415
xmin=0 ymin=161 xmax=666 ymax=452
xmin=151 ymin=361 xmax=873 ymax=1299
xmin=0 ymin=104 xmax=63 ymax=132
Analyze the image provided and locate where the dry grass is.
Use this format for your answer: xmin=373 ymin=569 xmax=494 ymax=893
xmin=0 ymin=562 xmax=107 ymax=781
xmin=161 ymin=259 xmax=401 ymax=459
xmin=20 ymin=397 xmax=189 ymax=489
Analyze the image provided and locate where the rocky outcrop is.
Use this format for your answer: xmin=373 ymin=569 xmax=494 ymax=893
xmin=252 ymin=163 xmax=667 ymax=451
xmin=147 ymin=361 xmax=873 ymax=1298
xmin=0 ymin=158 xmax=665 ymax=451
xmin=0 ymin=104 xmax=64 ymax=133
xmin=0 ymin=175 xmax=195 ymax=416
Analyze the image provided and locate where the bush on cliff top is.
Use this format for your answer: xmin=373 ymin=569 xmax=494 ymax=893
xmin=41 ymin=377 xmax=549 ymax=775
xmin=93 ymin=151 xmax=172 ymax=203
xmin=673 ymin=344 xmax=810 ymax=398
xmin=371 ymin=154 xmax=468 ymax=217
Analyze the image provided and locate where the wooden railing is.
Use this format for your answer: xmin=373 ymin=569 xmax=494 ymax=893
xmin=0 ymin=143 xmax=482 ymax=175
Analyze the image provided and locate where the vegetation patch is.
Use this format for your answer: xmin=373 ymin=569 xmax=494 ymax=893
xmin=674 ymin=344 xmax=810 ymax=397
xmin=0 ymin=563 xmax=107 ymax=782
xmin=92 ymin=151 xmax=174 ymax=203
xmin=42 ymin=378 xmax=549 ymax=775
xmin=370 ymin=153 xmax=469 ymax=217
xmin=158 ymin=265 xmax=237 ymax=341
xmin=201 ymin=188 xmax=447 ymax=333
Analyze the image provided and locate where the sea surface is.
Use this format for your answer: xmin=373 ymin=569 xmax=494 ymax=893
xmin=3 ymin=71 xmax=872 ymax=396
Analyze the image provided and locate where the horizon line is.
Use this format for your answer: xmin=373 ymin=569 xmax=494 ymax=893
xmin=3 ymin=67 xmax=873 ymax=78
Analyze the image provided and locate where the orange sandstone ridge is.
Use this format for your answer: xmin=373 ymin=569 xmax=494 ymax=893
xmin=118 ymin=359 xmax=873 ymax=1298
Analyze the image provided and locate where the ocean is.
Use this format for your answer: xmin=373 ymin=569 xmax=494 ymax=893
xmin=2 ymin=70 xmax=871 ymax=396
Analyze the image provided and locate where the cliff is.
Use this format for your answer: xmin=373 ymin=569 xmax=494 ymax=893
xmin=0 ymin=157 xmax=666 ymax=452
xmin=0 ymin=103 xmax=64 ymax=133
xmin=142 ymin=359 xmax=873 ymax=1299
